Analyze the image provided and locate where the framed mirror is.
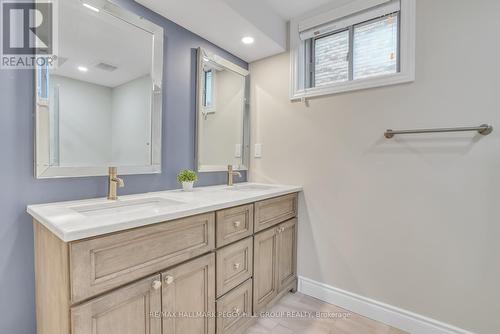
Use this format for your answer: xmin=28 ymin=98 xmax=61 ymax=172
xmin=35 ymin=0 xmax=163 ymax=178
xmin=196 ymin=48 xmax=250 ymax=172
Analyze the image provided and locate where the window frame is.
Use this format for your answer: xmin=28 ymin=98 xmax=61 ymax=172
xmin=289 ymin=0 xmax=415 ymax=100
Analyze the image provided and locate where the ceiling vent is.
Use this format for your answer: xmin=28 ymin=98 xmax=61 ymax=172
xmin=95 ymin=62 xmax=118 ymax=72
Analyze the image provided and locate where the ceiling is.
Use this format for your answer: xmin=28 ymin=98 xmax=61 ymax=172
xmin=136 ymin=0 xmax=345 ymax=63
xmin=52 ymin=0 xmax=152 ymax=88
xmin=263 ymin=0 xmax=340 ymax=20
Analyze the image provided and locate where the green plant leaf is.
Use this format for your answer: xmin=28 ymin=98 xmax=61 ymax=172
xmin=177 ymin=169 xmax=198 ymax=183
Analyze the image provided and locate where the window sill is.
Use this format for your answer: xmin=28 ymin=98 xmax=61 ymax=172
xmin=290 ymin=71 xmax=415 ymax=101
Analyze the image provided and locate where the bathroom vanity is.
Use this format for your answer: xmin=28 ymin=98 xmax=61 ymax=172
xmin=28 ymin=183 xmax=301 ymax=334
xmin=29 ymin=1 xmax=297 ymax=333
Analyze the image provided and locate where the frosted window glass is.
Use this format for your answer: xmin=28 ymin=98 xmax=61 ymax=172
xmin=314 ymin=30 xmax=349 ymax=87
xmin=353 ymin=15 xmax=399 ymax=80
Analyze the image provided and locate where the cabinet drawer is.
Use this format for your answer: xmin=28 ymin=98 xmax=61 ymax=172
xmin=70 ymin=213 xmax=215 ymax=303
xmin=216 ymin=237 xmax=253 ymax=298
xmin=216 ymin=204 xmax=254 ymax=248
xmin=216 ymin=279 xmax=253 ymax=334
xmin=254 ymin=194 xmax=297 ymax=233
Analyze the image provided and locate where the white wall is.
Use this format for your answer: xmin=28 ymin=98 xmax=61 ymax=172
xmin=51 ymin=75 xmax=112 ymax=167
xmin=50 ymin=75 xmax=152 ymax=167
xmin=111 ymin=75 xmax=152 ymax=165
xmin=249 ymin=1 xmax=500 ymax=333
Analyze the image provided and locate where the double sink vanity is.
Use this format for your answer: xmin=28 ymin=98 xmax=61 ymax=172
xmin=28 ymin=183 xmax=301 ymax=334
xmin=28 ymin=1 xmax=297 ymax=333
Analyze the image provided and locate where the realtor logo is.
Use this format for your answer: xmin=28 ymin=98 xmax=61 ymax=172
xmin=1 ymin=0 xmax=58 ymax=69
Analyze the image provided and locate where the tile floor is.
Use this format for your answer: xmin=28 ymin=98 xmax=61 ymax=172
xmin=245 ymin=293 xmax=407 ymax=334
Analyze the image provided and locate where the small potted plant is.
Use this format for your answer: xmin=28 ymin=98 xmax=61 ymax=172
xmin=177 ymin=169 xmax=198 ymax=191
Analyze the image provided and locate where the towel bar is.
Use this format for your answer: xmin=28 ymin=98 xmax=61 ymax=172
xmin=384 ymin=124 xmax=493 ymax=139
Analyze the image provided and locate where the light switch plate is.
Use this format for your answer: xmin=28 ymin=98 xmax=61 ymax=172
xmin=254 ymin=144 xmax=262 ymax=158
xmin=235 ymin=144 xmax=242 ymax=158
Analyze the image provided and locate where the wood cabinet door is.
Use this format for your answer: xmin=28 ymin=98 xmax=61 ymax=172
xmin=253 ymin=227 xmax=278 ymax=313
xmin=162 ymin=253 xmax=216 ymax=334
xmin=277 ymin=219 xmax=297 ymax=293
xmin=71 ymin=274 xmax=162 ymax=334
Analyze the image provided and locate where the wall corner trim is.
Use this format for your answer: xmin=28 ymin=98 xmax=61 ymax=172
xmin=297 ymin=276 xmax=476 ymax=334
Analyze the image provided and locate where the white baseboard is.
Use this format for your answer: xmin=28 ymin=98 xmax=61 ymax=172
xmin=298 ymin=276 xmax=475 ymax=334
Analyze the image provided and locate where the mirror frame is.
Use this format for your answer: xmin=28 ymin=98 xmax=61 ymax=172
xmin=195 ymin=48 xmax=250 ymax=172
xmin=34 ymin=0 xmax=164 ymax=178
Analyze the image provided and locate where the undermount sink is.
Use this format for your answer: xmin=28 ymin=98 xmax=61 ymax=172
xmin=71 ymin=197 xmax=185 ymax=217
xmin=224 ymin=184 xmax=277 ymax=192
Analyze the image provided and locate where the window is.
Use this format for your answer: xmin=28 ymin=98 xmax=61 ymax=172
xmin=290 ymin=0 xmax=415 ymax=99
xmin=203 ymin=70 xmax=214 ymax=108
xmin=310 ymin=13 xmax=399 ymax=87
xmin=202 ymin=69 xmax=216 ymax=116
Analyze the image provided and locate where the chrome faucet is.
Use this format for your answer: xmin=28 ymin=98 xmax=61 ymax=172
xmin=227 ymin=165 xmax=242 ymax=186
xmin=107 ymin=167 xmax=124 ymax=200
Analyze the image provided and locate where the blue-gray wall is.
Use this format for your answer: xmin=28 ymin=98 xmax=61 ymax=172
xmin=0 ymin=1 xmax=246 ymax=333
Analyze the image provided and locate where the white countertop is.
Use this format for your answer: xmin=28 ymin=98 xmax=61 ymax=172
xmin=27 ymin=183 xmax=302 ymax=242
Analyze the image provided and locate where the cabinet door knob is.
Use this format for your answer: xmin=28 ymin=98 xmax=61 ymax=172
xmin=164 ymin=275 xmax=174 ymax=285
xmin=152 ymin=280 xmax=162 ymax=290
xmin=233 ymin=221 xmax=241 ymax=228
xmin=233 ymin=263 xmax=241 ymax=270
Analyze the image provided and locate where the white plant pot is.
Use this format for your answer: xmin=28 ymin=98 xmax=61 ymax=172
xmin=182 ymin=181 xmax=194 ymax=192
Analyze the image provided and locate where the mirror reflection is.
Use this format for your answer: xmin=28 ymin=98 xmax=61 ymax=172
xmin=35 ymin=0 xmax=163 ymax=178
xmin=196 ymin=48 xmax=250 ymax=172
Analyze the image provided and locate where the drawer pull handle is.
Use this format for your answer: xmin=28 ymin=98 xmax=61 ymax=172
xmin=233 ymin=263 xmax=241 ymax=270
xmin=232 ymin=307 xmax=240 ymax=314
xmin=152 ymin=280 xmax=162 ymax=290
xmin=164 ymin=275 xmax=174 ymax=285
xmin=233 ymin=221 xmax=241 ymax=228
